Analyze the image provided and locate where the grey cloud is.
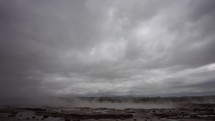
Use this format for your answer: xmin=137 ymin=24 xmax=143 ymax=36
xmin=0 ymin=0 xmax=215 ymax=101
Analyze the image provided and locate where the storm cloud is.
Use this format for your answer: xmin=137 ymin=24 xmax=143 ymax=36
xmin=0 ymin=0 xmax=215 ymax=100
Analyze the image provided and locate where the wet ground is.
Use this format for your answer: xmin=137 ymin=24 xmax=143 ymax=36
xmin=0 ymin=103 xmax=215 ymax=121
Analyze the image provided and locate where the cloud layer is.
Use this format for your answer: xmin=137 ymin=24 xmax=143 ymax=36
xmin=0 ymin=0 xmax=215 ymax=98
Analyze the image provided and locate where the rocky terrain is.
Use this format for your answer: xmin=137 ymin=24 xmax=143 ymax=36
xmin=0 ymin=103 xmax=215 ymax=121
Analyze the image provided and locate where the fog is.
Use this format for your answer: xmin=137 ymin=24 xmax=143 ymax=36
xmin=72 ymin=100 xmax=174 ymax=109
xmin=70 ymin=96 xmax=215 ymax=109
xmin=0 ymin=96 xmax=174 ymax=109
xmin=2 ymin=96 xmax=214 ymax=110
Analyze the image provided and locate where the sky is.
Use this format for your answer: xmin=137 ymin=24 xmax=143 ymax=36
xmin=0 ymin=0 xmax=215 ymax=100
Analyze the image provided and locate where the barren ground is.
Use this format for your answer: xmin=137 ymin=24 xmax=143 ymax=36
xmin=0 ymin=102 xmax=215 ymax=121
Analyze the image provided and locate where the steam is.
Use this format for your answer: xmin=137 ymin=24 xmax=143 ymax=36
xmin=1 ymin=96 xmax=214 ymax=109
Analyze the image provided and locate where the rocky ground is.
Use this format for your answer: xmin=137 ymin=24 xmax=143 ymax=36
xmin=0 ymin=103 xmax=215 ymax=121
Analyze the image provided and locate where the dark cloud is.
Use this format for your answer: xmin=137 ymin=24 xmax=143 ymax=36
xmin=0 ymin=0 xmax=215 ymax=101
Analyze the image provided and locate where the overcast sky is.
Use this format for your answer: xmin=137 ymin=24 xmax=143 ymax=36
xmin=0 ymin=0 xmax=215 ymax=99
